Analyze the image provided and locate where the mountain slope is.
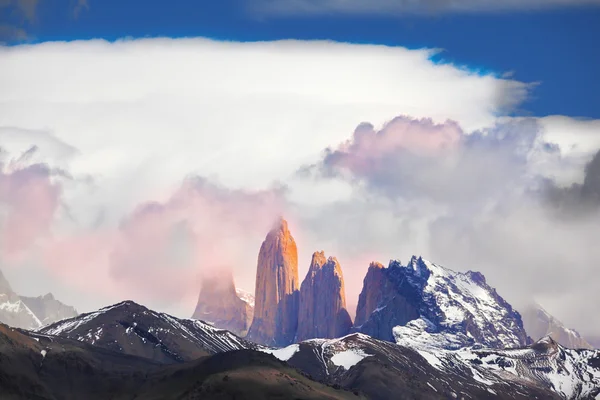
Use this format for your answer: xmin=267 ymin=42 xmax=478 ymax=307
xmin=412 ymin=335 xmax=600 ymax=400
xmin=521 ymin=303 xmax=592 ymax=349
xmin=0 ymin=322 xmax=361 ymax=400
xmin=354 ymin=256 xmax=529 ymax=349
xmin=283 ymin=333 xmax=560 ymax=400
xmin=38 ymin=300 xmax=256 ymax=363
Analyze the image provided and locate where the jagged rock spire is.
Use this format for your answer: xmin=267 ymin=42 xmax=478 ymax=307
xmin=247 ymin=217 xmax=299 ymax=346
xmin=296 ymin=251 xmax=352 ymax=342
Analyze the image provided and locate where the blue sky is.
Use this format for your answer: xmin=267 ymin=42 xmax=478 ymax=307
xmin=1 ymin=0 xmax=599 ymax=118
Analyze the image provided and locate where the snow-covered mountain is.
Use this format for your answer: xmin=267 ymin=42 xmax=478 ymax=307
xmin=262 ymin=332 xmax=598 ymax=400
xmin=354 ymin=256 xmax=529 ymax=349
xmin=414 ymin=335 xmax=600 ymax=400
xmin=278 ymin=332 xmax=562 ymax=400
xmin=0 ymin=270 xmax=42 ymax=330
xmin=38 ymin=300 xmax=258 ymax=363
xmin=521 ymin=302 xmax=592 ymax=349
xmin=0 ymin=269 xmax=77 ymax=330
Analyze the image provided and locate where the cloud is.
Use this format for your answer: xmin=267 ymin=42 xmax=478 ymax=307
xmin=36 ymin=176 xmax=287 ymax=312
xmin=308 ymin=116 xmax=548 ymax=209
xmin=0 ymin=37 xmax=529 ymax=221
xmin=252 ymin=0 xmax=600 ymax=17
xmin=0 ymin=159 xmax=62 ymax=262
xmin=301 ymin=114 xmax=600 ymax=336
xmin=543 ymin=149 xmax=600 ymax=214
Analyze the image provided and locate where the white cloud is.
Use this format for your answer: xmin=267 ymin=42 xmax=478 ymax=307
xmin=252 ymin=0 xmax=600 ymax=17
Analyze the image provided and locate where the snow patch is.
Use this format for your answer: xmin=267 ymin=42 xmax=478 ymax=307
xmin=260 ymin=344 xmax=299 ymax=361
xmin=330 ymin=348 xmax=371 ymax=370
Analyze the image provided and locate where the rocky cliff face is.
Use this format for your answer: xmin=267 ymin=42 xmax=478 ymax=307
xmin=521 ymin=302 xmax=592 ymax=349
xmin=352 ymin=260 xmax=420 ymax=342
xmin=296 ymin=252 xmax=352 ymax=341
xmin=354 ymin=256 xmax=530 ymax=349
xmin=247 ymin=217 xmax=299 ymax=346
xmin=192 ymin=269 xmax=252 ymax=336
xmin=354 ymin=262 xmax=394 ymax=329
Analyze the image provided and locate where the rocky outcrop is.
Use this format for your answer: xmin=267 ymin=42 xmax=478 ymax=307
xmin=296 ymin=252 xmax=352 ymax=341
xmin=192 ymin=269 xmax=252 ymax=336
xmin=247 ymin=217 xmax=299 ymax=346
xmin=521 ymin=302 xmax=592 ymax=349
xmin=20 ymin=293 xmax=78 ymax=326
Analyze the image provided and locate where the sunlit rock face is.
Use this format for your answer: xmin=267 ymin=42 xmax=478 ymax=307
xmin=247 ymin=217 xmax=299 ymax=346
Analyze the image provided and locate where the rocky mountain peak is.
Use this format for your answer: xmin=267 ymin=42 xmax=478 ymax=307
xmin=42 ymin=292 xmax=55 ymax=301
xmin=40 ymin=300 xmax=256 ymax=364
xmin=192 ymin=268 xmax=253 ymax=336
xmin=269 ymin=215 xmax=290 ymax=238
xmin=308 ymin=251 xmax=327 ymax=273
xmin=369 ymin=261 xmax=384 ymax=270
xmin=354 ymin=256 xmax=529 ymax=349
xmin=296 ymin=251 xmax=352 ymax=342
xmin=247 ymin=217 xmax=299 ymax=346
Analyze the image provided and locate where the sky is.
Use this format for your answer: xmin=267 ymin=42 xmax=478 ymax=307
xmin=1 ymin=1 xmax=600 ymax=338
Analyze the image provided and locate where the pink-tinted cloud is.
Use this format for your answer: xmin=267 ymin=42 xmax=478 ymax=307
xmin=0 ymin=162 xmax=61 ymax=262
xmin=38 ymin=177 xmax=288 ymax=308
xmin=322 ymin=116 xmax=462 ymax=177
xmin=311 ymin=116 xmax=546 ymax=208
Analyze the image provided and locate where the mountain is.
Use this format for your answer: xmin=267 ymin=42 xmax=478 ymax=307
xmin=282 ymin=333 xmax=564 ymax=400
xmin=0 ymin=323 xmax=361 ymax=400
xmin=5 ymin=293 xmax=597 ymax=400
xmin=247 ymin=217 xmax=300 ymax=346
xmin=0 ymin=269 xmax=77 ymax=330
xmin=38 ymin=300 xmax=257 ymax=363
xmin=20 ymin=293 xmax=78 ymax=326
xmin=0 ymin=270 xmax=42 ymax=330
xmin=296 ymin=251 xmax=353 ymax=342
xmin=521 ymin=302 xmax=592 ymax=349
xmin=354 ymin=256 xmax=530 ymax=349
xmin=411 ymin=335 xmax=600 ymax=400
xmin=191 ymin=269 xmax=253 ymax=336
